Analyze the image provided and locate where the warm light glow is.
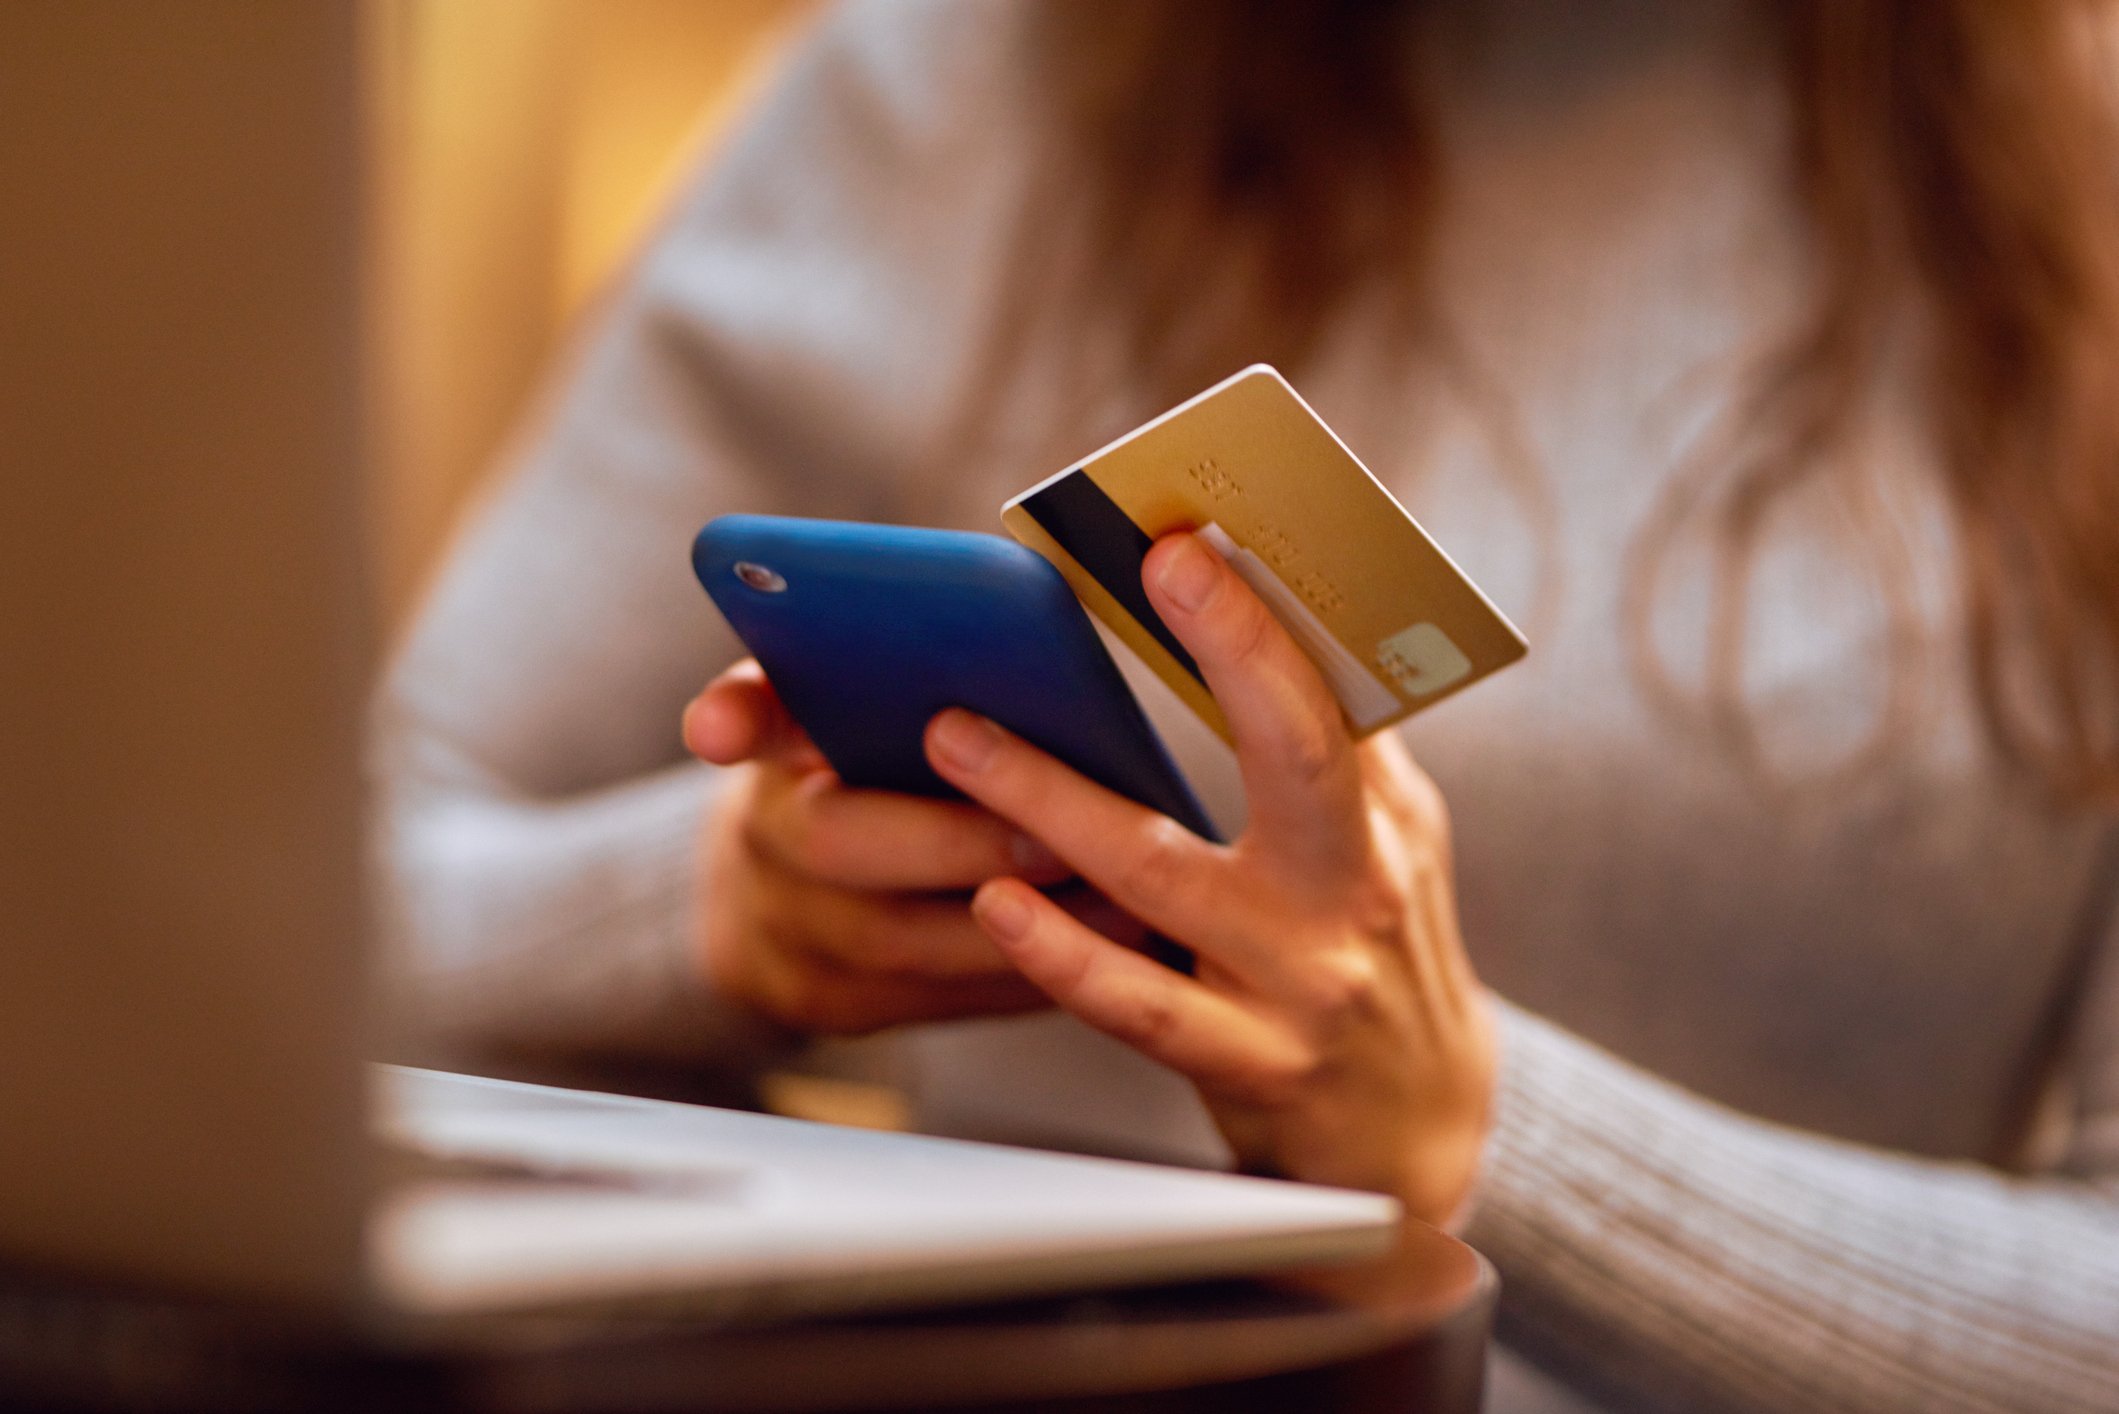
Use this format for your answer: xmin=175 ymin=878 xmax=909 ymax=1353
xmin=368 ymin=0 xmax=815 ymax=628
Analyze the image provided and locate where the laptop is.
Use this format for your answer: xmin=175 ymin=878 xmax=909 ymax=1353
xmin=0 ymin=0 xmax=1396 ymax=1330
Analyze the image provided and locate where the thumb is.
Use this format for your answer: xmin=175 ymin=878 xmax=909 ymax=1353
xmin=682 ymin=660 xmax=825 ymax=771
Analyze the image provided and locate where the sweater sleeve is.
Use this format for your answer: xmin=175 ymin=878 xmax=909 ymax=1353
xmin=373 ymin=0 xmax=1037 ymax=1069
xmin=1467 ymin=908 xmax=2119 ymax=1414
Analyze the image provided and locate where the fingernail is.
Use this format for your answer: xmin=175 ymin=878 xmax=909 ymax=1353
xmin=931 ymin=710 xmax=1002 ymax=773
xmin=1011 ymin=834 xmax=1065 ymax=877
xmin=1155 ymin=535 xmax=1220 ymax=614
xmin=975 ymin=884 xmax=1033 ymax=943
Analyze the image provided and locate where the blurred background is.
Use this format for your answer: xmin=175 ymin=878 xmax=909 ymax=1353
xmin=369 ymin=0 xmax=815 ymax=628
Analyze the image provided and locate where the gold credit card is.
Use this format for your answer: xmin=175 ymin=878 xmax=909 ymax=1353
xmin=1002 ymin=365 xmax=1526 ymax=743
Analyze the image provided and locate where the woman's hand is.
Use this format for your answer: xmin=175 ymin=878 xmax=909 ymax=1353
xmin=682 ymin=661 xmax=1060 ymax=1035
xmin=923 ymin=532 xmax=1496 ymax=1229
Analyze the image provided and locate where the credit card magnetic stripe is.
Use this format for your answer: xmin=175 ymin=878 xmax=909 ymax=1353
xmin=1016 ymin=471 xmax=1207 ymax=691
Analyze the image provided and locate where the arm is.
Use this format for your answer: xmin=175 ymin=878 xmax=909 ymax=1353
xmin=910 ymin=523 xmax=2119 ymax=1409
xmin=1467 ymin=891 xmax=2119 ymax=1413
xmin=376 ymin=0 xmax=1036 ymax=1069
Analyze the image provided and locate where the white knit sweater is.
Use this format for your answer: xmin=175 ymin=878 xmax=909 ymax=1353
xmin=375 ymin=2 xmax=2119 ymax=1408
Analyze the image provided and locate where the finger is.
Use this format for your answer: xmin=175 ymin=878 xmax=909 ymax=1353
xmin=1363 ymin=731 xmax=1452 ymax=872
xmin=971 ymin=878 xmax=1303 ymax=1098
xmin=760 ymin=944 xmax=1049 ymax=1035
xmin=1047 ymin=883 xmax=1152 ymax=951
xmin=1360 ymin=736 xmax=1480 ymax=1012
xmin=926 ymin=709 xmax=1259 ymax=966
xmin=764 ymin=872 xmax=1033 ymax=980
xmin=682 ymin=660 xmax=824 ymax=771
xmin=751 ymin=770 xmax=1071 ymax=891
xmin=1141 ymin=533 xmax=1364 ymax=874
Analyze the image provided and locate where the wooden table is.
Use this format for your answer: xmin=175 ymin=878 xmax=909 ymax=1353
xmin=0 ymin=1223 xmax=1493 ymax=1413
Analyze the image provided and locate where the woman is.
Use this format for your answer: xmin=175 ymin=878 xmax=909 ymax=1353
xmin=378 ymin=1 xmax=2119 ymax=1407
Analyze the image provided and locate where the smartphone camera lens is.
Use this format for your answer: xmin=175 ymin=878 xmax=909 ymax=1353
xmin=733 ymin=561 xmax=786 ymax=593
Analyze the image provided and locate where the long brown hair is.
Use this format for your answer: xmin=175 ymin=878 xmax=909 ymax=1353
xmin=1030 ymin=0 xmax=2119 ymax=804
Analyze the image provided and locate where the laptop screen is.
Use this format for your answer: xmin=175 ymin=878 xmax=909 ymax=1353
xmin=0 ymin=0 xmax=375 ymax=1306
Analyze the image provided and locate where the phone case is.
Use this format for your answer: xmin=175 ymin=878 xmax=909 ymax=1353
xmin=692 ymin=515 xmax=1218 ymax=843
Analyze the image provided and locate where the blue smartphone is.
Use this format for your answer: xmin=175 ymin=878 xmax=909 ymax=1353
xmin=692 ymin=515 xmax=1218 ymax=845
